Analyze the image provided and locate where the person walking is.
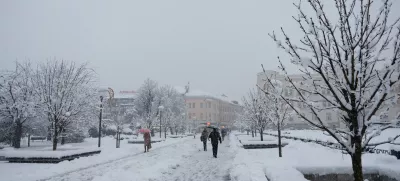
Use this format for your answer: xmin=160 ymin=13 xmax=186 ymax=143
xmin=200 ymin=128 xmax=208 ymax=151
xmin=221 ymin=128 xmax=227 ymax=141
xmin=143 ymin=131 xmax=151 ymax=152
xmin=208 ymin=128 xmax=222 ymax=158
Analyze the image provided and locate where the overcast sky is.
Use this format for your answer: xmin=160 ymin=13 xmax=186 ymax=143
xmin=1 ymin=0 xmax=399 ymax=101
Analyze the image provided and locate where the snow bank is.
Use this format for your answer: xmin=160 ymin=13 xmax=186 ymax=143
xmin=3 ymin=147 xmax=100 ymax=159
xmin=241 ymin=140 xmax=288 ymax=146
xmin=230 ymin=131 xmax=400 ymax=181
xmin=265 ymin=166 xmax=308 ymax=181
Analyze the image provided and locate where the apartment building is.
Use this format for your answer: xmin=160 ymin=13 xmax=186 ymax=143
xmin=180 ymin=89 xmax=242 ymax=128
xmin=257 ymin=70 xmax=341 ymax=129
xmin=257 ymin=70 xmax=400 ymax=129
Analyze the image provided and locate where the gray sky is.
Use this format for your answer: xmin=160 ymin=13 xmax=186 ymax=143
xmin=1 ymin=0 xmax=399 ymax=101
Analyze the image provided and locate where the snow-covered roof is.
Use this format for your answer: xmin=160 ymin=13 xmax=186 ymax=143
xmin=175 ymin=86 xmax=240 ymax=105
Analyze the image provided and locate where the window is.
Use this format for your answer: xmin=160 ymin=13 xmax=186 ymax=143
xmin=189 ymin=113 xmax=192 ymax=119
xmin=188 ymin=103 xmax=191 ymax=108
xmin=327 ymin=112 xmax=332 ymax=121
xmin=192 ymin=113 xmax=196 ymax=119
xmin=312 ymin=114 xmax=318 ymax=121
xmin=209 ymin=113 xmax=211 ymax=119
xmin=192 ymin=103 xmax=195 ymax=108
xmin=200 ymin=113 xmax=203 ymax=120
xmin=324 ymin=101 xmax=330 ymax=108
xmin=200 ymin=103 xmax=203 ymax=108
xmin=208 ymin=102 xmax=211 ymax=108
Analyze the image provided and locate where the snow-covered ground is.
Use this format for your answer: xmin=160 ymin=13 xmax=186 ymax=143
xmin=267 ymin=128 xmax=400 ymax=150
xmin=0 ymin=136 xmax=191 ymax=181
xmin=44 ymin=135 xmax=234 ymax=181
xmin=230 ymin=132 xmax=400 ymax=181
xmin=1 ymin=130 xmax=399 ymax=181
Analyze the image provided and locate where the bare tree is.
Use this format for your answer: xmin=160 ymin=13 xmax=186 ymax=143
xmin=259 ymin=78 xmax=292 ymax=157
xmin=0 ymin=62 xmax=38 ymax=148
xmin=242 ymin=89 xmax=270 ymax=141
xmin=34 ymin=60 xmax=97 ymax=151
xmin=134 ymin=79 xmax=159 ymax=136
xmin=266 ymin=0 xmax=400 ymax=180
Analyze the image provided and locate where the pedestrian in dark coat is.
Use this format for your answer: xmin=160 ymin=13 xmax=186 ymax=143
xmin=208 ymin=128 xmax=222 ymax=158
xmin=200 ymin=129 xmax=208 ymax=151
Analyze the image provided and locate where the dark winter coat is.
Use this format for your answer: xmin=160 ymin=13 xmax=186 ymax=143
xmin=200 ymin=130 xmax=208 ymax=142
xmin=208 ymin=130 xmax=222 ymax=145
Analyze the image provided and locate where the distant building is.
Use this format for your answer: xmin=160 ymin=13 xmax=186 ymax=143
xmin=257 ymin=70 xmax=340 ymax=129
xmin=176 ymin=87 xmax=243 ymax=129
xmin=98 ymin=88 xmax=137 ymax=125
xmin=257 ymin=70 xmax=400 ymax=129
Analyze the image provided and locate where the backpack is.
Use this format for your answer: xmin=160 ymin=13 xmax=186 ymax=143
xmin=200 ymin=135 xmax=205 ymax=142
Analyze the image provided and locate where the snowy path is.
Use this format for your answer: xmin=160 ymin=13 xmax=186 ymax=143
xmin=43 ymin=135 xmax=236 ymax=181
xmin=41 ymin=138 xmax=193 ymax=181
xmin=162 ymin=137 xmax=235 ymax=181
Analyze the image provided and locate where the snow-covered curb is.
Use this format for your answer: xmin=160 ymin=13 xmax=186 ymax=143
xmin=3 ymin=147 xmax=101 ymax=159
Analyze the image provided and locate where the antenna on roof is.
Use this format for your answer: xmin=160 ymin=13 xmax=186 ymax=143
xmin=184 ymin=82 xmax=190 ymax=95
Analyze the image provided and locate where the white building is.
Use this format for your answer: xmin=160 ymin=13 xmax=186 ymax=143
xmin=257 ymin=70 xmax=400 ymax=129
xmin=257 ymin=70 xmax=341 ymax=129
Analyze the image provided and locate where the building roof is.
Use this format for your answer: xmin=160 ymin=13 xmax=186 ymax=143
xmin=174 ymin=86 xmax=240 ymax=106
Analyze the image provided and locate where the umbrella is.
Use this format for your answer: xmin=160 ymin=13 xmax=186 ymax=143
xmin=139 ymin=128 xmax=150 ymax=133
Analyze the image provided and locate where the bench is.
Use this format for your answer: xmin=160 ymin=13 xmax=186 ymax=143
xmin=30 ymin=136 xmax=47 ymax=141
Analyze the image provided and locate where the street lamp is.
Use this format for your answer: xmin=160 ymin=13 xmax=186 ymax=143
xmin=158 ymin=105 xmax=164 ymax=138
xmin=98 ymin=96 xmax=104 ymax=147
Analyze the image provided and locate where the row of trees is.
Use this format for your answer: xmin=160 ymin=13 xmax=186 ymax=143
xmin=133 ymin=79 xmax=188 ymax=138
xmin=0 ymin=60 xmax=97 ymax=150
xmin=255 ymin=0 xmax=400 ymax=181
xmin=236 ymin=78 xmax=292 ymax=157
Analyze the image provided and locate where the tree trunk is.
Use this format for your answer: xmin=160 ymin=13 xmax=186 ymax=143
xmin=278 ymin=123 xmax=282 ymax=157
xmin=47 ymin=125 xmax=52 ymax=141
xmin=260 ymin=129 xmax=264 ymax=141
xmin=164 ymin=127 xmax=167 ymax=139
xmin=251 ymin=130 xmax=254 ymax=137
xmin=28 ymin=134 xmax=31 ymax=147
xmin=255 ymin=129 xmax=257 ymax=136
xmin=151 ymin=129 xmax=155 ymax=137
xmin=12 ymin=122 xmax=23 ymax=148
xmin=351 ymin=138 xmax=364 ymax=181
xmin=247 ymin=130 xmax=249 ymax=135
xmin=52 ymin=128 xmax=58 ymax=151
xmin=116 ymin=127 xmax=120 ymax=148
xmin=60 ymin=128 xmax=66 ymax=145
xmin=170 ymin=127 xmax=174 ymax=135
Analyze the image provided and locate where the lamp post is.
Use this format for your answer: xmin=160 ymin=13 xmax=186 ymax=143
xmin=158 ymin=106 xmax=164 ymax=138
xmin=98 ymin=96 xmax=103 ymax=147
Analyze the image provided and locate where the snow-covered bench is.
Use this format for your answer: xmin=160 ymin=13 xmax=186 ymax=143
xmin=4 ymin=147 xmax=101 ymax=163
xmin=241 ymin=141 xmax=288 ymax=149
xmin=30 ymin=136 xmax=47 ymax=141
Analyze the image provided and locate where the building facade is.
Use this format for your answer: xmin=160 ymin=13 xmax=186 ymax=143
xmin=257 ymin=70 xmax=341 ymax=129
xmin=257 ymin=70 xmax=400 ymax=129
xmin=183 ymin=91 xmax=242 ymax=129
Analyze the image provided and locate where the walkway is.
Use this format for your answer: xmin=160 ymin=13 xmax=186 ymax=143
xmin=44 ymin=135 xmax=236 ymax=181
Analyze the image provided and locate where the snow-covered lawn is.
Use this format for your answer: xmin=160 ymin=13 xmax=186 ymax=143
xmin=230 ymin=132 xmax=400 ymax=181
xmin=0 ymin=136 xmax=190 ymax=181
xmin=266 ymin=128 xmax=400 ymax=150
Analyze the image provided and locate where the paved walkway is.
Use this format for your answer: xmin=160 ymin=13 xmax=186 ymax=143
xmin=162 ymin=136 xmax=235 ymax=181
xmin=44 ymin=135 xmax=235 ymax=181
